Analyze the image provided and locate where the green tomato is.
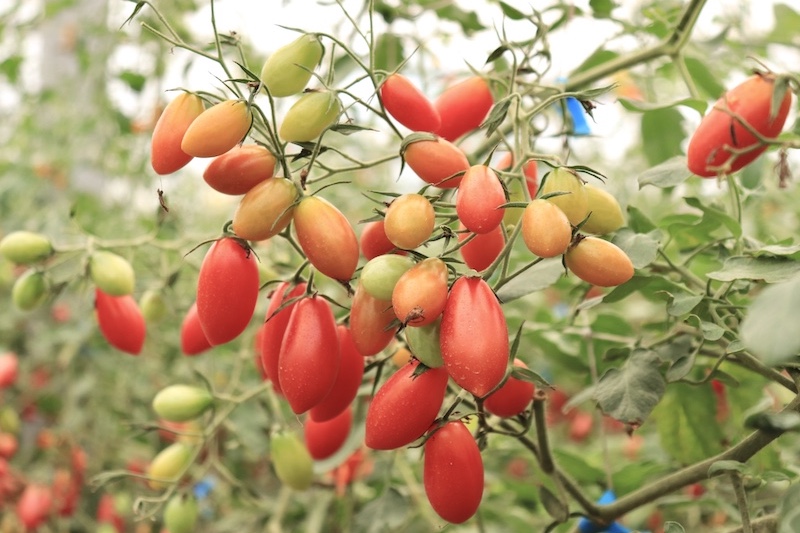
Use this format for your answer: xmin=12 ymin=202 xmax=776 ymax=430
xmin=164 ymin=493 xmax=199 ymax=533
xmin=12 ymin=270 xmax=48 ymax=311
xmin=90 ymin=250 xmax=135 ymax=296
xmin=581 ymin=184 xmax=625 ymax=235
xmin=260 ymin=34 xmax=324 ymax=98
xmin=271 ymin=431 xmax=313 ymax=491
xmin=139 ymin=289 xmax=168 ymax=322
xmin=147 ymin=442 xmax=195 ymax=490
xmin=539 ymin=167 xmax=589 ymax=226
xmin=360 ymin=254 xmax=415 ymax=301
xmin=405 ymin=318 xmax=444 ymax=368
xmin=279 ymin=91 xmax=342 ymax=143
xmin=152 ymin=385 xmax=214 ymax=422
xmin=0 ymin=231 xmax=53 ymax=264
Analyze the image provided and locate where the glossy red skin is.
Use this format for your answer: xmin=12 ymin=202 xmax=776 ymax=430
xmin=497 ymin=153 xmax=538 ymax=197
xmin=440 ymin=277 xmax=508 ymax=398
xmin=279 ymin=296 xmax=340 ymax=414
xmin=260 ymin=282 xmax=307 ymax=394
xmin=483 ymin=359 xmax=535 ymax=417
xmin=380 ymin=73 xmax=441 ymax=132
xmin=434 ymin=77 xmax=494 ymax=142
xmin=151 ymin=92 xmax=204 ymax=175
xmin=16 ymin=484 xmax=53 ymax=530
xmin=365 ymin=361 xmax=449 ymax=450
xmin=202 ymin=144 xmax=276 ymax=195
xmin=294 ymin=196 xmax=359 ymax=282
xmin=687 ymin=74 xmax=792 ymax=177
xmin=349 ymin=282 xmax=398 ymax=356
xmin=180 ymin=302 xmax=212 ymax=356
xmin=196 ymin=238 xmax=259 ymax=346
xmin=458 ymin=223 xmax=504 ymax=272
xmin=360 ymin=220 xmax=401 ymax=260
xmin=456 ymin=165 xmax=506 ymax=234
xmin=304 ymin=406 xmax=353 ymax=460
xmin=423 ymin=420 xmax=484 ymax=524
xmin=310 ymin=326 xmax=365 ymax=422
xmin=0 ymin=352 xmax=19 ymax=388
xmin=391 ymin=258 xmax=448 ymax=327
xmin=95 ymin=289 xmax=146 ymax=355
xmin=403 ymin=137 xmax=469 ymax=189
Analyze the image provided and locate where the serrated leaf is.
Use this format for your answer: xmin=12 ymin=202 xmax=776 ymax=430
xmin=707 ymin=460 xmax=748 ymax=476
xmin=593 ymin=349 xmax=665 ymax=426
xmin=619 ymin=97 xmax=706 ymax=115
xmin=496 ymin=258 xmax=564 ymax=303
xmin=653 ymin=383 xmax=725 ymax=464
xmin=745 ymin=411 xmax=800 ymax=432
xmin=707 ymin=256 xmax=800 ymax=283
xmin=612 ymin=229 xmax=660 ymax=269
xmin=638 ymin=156 xmax=692 ymax=188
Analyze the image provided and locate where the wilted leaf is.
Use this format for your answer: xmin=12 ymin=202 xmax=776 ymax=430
xmin=593 ymin=349 xmax=666 ymax=425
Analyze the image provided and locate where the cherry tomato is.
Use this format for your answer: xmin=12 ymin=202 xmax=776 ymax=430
xmin=360 ymin=254 xmax=415 ymax=301
xmin=434 ymin=76 xmax=494 ymax=141
xmin=383 ymin=193 xmax=435 ymax=250
xmin=458 ymin=223 xmax=505 ymax=272
xmin=151 ymin=92 xmax=205 ymax=175
xmin=95 ymin=288 xmax=146 ymax=355
xmin=260 ymin=33 xmax=324 ymax=97
xmin=483 ymin=359 xmax=535 ymax=417
xmin=391 ymin=257 xmax=448 ymax=326
xmin=304 ymin=406 xmax=353 ymax=460
xmin=202 ymin=144 xmax=276 ymax=195
xmin=456 ymin=165 xmax=506 ymax=234
xmin=260 ymin=282 xmax=307 ymax=394
xmin=180 ymin=302 xmax=212 ymax=356
xmin=279 ymin=91 xmax=342 ymax=142
xmin=232 ymin=177 xmax=299 ymax=241
xmin=294 ymin=196 xmax=359 ymax=282
xmin=309 ymin=326 xmax=365 ymax=422
xmin=0 ymin=352 xmax=19 ymax=388
xmin=380 ymin=73 xmax=441 ymax=132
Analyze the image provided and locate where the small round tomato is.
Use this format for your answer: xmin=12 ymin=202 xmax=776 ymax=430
xmin=309 ymin=326 xmax=365 ymax=422
xmin=380 ymin=73 xmax=441 ymax=132
xmin=383 ymin=193 xmax=435 ymax=250
xmin=521 ymin=198 xmax=572 ymax=258
xmin=180 ymin=302 xmax=212 ymax=356
xmin=304 ymin=406 xmax=353 ymax=460
xmin=349 ymin=282 xmax=398 ymax=357
xmin=151 ymin=92 xmax=205 ymax=175
xmin=260 ymin=33 xmax=324 ymax=97
xmin=458 ymin=223 xmax=504 ymax=272
xmin=456 ymin=165 xmax=506 ymax=234
xmin=484 ymin=359 xmax=535 ymax=417
xmin=294 ymin=196 xmax=359 ymax=283
xmin=95 ymin=289 xmax=146 ymax=355
xmin=392 ymin=257 xmax=448 ymax=326
xmin=565 ymin=236 xmax=634 ymax=287
xmin=202 ymin=144 xmax=276 ymax=195
xmin=232 ymin=177 xmax=299 ymax=241
xmin=181 ymin=100 xmax=251 ymax=158
xmin=279 ymin=91 xmax=342 ymax=142
xmin=402 ymin=135 xmax=469 ymax=188
xmin=434 ymin=76 xmax=494 ymax=142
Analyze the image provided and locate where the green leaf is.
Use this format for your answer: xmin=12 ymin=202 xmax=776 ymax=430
xmin=612 ymin=229 xmax=660 ymax=269
xmin=684 ymin=197 xmax=742 ymax=238
xmin=589 ymin=0 xmax=616 ymax=18
xmin=329 ymin=123 xmax=378 ymax=135
xmin=769 ymin=4 xmax=800 ymax=46
xmin=664 ymin=291 xmax=703 ymax=317
xmin=118 ymin=71 xmax=146 ymax=93
xmin=626 ymin=206 xmax=657 ymax=233
xmin=741 ymin=274 xmax=800 ymax=366
xmin=570 ymin=49 xmax=619 ymax=78
xmin=539 ymin=485 xmax=568 ymax=522
xmin=353 ymin=487 xmax=411 ymax=533
xmin=684 ymin=56 xmax=725 ymax=99
xmin=707 ymin=256 xmax=800 ymax=283
xmin=707 ymin=460 xmax=748 ymax=476
xmin=0 ymin=56 xmax=23 ymax=84
xmin=429 ymin=2 xmax=484 ymax=33
xmin=511 ymin=366 xmax=552 ymax=389
xmin=619 ymin=97 xmax=706 ymax=115
xmin=779 ymin=484 xmax=800 ymax=533
xmin=552 ymin=449 xmax=605 ymax=484
xmin=653 ymin=383 xmax=725 ymax=464
xmin=611 ymin=461 xmax=667 ymax=495
xmin=603 ymin=274 xmax=686 ymax=304
xmin=593 ymin=349 xmax=666 ymax=426
xmin=498 ymin=1 xmax=526 ymax=20
xmin=374 ymin=33 xmax=404 ymax=73
xmin=638 ymin=156 xmax=692 ymax=189
xmin=641 ymin=108 xmax=684 ymax=166
xmin=496 ymin=258 xmax=564 ymax=303
xmin=485 ymin=45 xmax=509 ymax=64
xmin=482 ymin=96 xmax=512 ymax=137
xmin=686 ymin=315 xmax=725 ymax=341
xmin=745 ymin=411 xmax=800 ymax=432
xmin=758 ymin=243 xmax=800 ymax=256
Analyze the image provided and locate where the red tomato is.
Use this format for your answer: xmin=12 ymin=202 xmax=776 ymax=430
xmin=456 ymin=165 xmax=506 ymax=234
xmin=359 ymin=220 xmax=402 ymax=260
xmin=497 ymin=153 xmax=538 ymax=197
xmin=304 ymin=406 xmax=353 ymax=460
xmin=309 ymin=326 xmax=365 ymax=422
xmin=180 ymin=302 xmax=212 ymax=356
xmin=95 ymin=289 xmax=146 ymax=355
xmin=0 ymin=352 xmax=19 ymax=388
xmin=687 ymin=73 xmax=793 ymax=177
xmin=349 ymin=282 xmax=398 ymax=356
xmin=434 ymin=76 xmax=493 ymax=141
xmin=458 ymin=223 xmax=505 ymax=272
xmin=202 ymin=144 xmax=276 ymax=195
xmin=483 ymin=359 xmax=535 ymax=417
xmin=440 ymin=276 xmax=508 ymax=398
xmin=96 ymin=493 xmax=125 ymax=533
xmin=196 ymin=237 xmax=260 ymax=345
xmin=402 ymin=136 xmax=469 ymax=188
xmin=16 ymin=484 xmax=53 ymax=530
xmin=391 ymin=257 xmax=448 ymax=326
xmin=380 ymin=73 xmax=441 ymax=132
xmin=0 ymin=432 xmax=17 ymax=459
xmin=181 ymin=99 xmax=252 ymax=158
xmin=423 ymin=420 xmax=484 ymax=523
xmin=365 ymin=361 xmax=449 ymax=450
xmin=294 ymin=196 xmax=359 ymax=282
xmin=260 ymin=282 xmax=307 ymax=394
xmin=151 ymin=92 xmax=205 ymax=175
xmin=278 ymin=296 xmax=340 ymax=414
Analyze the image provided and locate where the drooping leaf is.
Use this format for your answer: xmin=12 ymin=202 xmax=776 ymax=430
xmin=740 ymin=274 xmax=800 ymax=366
xmin=638 ymin=156 xmax=692 ymax=189
xmin=612 ymin=229 xmax=660 ymax=269
xmin=592 ymin=349 xmax=666 ymax=426
xmin=707 ymin=256 xmax=800 ymax=283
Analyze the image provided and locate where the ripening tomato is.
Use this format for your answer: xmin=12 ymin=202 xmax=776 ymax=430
xmin=163 ymin=493 xmax=199 ymax=533
xmin=196 ymin=238 xmax=259 ymax=346
xmin=391 ymin=257 xmax=448 ymax=326
xmin=0 ymin=352 xmax=19 ymax=388
xmin=456 ymin=165 xmax=506 ymax=234
xmin=440 ymin=276 xmax=508 ymax=398
xmin=540 ymin=167 xmax=589 ymax=226
xmin=232 ymin=177 xmax=299 ymax=241
xmin=423 ymin=420 xmax=484 ymax=523
xmin=360 ymin=254 xmax=415 ymax=301
xmin=260 ymin=282 xmax=306 ymax=393
xmin=380 ymin=73 xmax=441 ymax=132
xmin=484 ymin=359 xmax=535 ymax=417
xmin=16 ymin=484 xmax=53 ymax=530
xmin=365 ymin=361 xmax=449 ymax=450
xmin=402 ymin=135 xmax=469 ymax=188
xmin=405 ymin=318 xmax=444 ymax=368
xmin=434 ymin=76 xmax=494 ymax=142
xmin=0 ymin=432 xmax=17 ymax=459
xmin=147 ymin=442 xmax=195 ymax=490
xmin=360 ymin=220 xmax=401 ymax=259
xmin=458 ymin=223 xmax=504 ymax=272
xmin=180 ymin=302 xmax=212 ymax=356
xmin=581 ymin=184 xmax=625 ymax=235
xmin=310 ymin=326 xmax=365 ymax=422
xmin=498 ymin=154 xmax=539 ymax=226
xmin=349 ymin=282 xmax=398 ymax=356
xmin=151 ymin=92 xmax=205 ymax=175
xmin=305 ymin=406 xmax=353 ymax=460
xmin=294 ymin=196 xmax=359 ymax=282
xmin=260 ymin=33 xmax=324 ymax=98
xmin=89 ymin=250 xmax=135 ymax=297
xmin=181 ymin=100 xmax=251 ymax=158
xmin=271 ymin=431 xmax=314 ymax=490
xmin=202 ymin=144 xmax=276 ymax=195
xmin=95 ymin=289 xmax=146 ymax=355
xmin=687 ymin=73 xmax=793 ymax=177
xmin=279 ymin=90 xmax=342 ymax=142
xmin=384 ymin=193 xmax=436 ymax=250
xmin=279 ymin=296 xmax=340 ymax=414
xmin=521 ymin=199 xmax=572 ymax=258
xmin=52 ymin=468 xmax=80 ymax=517
xmin=565 ymin=236 xmax=634 ymax=287
xmin=152 ymin=385 xmax=214 ymax=423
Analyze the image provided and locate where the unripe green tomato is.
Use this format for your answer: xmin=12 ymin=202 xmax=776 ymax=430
xmin=163 ymin=493 xmax=199 ymax=533
xmin=152 ymin=385 xmax=213 ymax=422
xmin=581 ymin=184 xmax=625 ymax=235
xmin=260 ymin=34 xmax=324 ymax=97
xmin=147 ymin=442 xmax=195 ymax=490
xmin=540 ymin=167 xmax=589 ymax=226
xmin=279 ymin=91 xmax=342 ymax=142
xmin=360 ymin=254 xmax=415 ymax=301
xmin=90 ymin=251 xmax=135 ymax=296
xmin=96 ymin=524 xmax=118 ymax=533
xmin=270 ymin=431 xmax=313 ymax=491
xmin=139 ymin=289 xmax=168 ymax=322
xmin=0 ymin=407 xmax=20 ymax=434
xmin=0 ymin=231 xmax=53 ymax=264
xmin=405 ymin=318 xmax=444 ymax=368
xmin=12 ymin=270 xmax=48 ymax=311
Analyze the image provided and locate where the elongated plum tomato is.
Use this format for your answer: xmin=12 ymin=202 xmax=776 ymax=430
xmin=565 ymin=236 xmax=634 ymax=287
xmin=384 ymin=193 xmax=435 ymax=250
xmin=152 ymin=385 xmax=214 ymax=423
xmin=687 ymin=73 xmax=793 ymax=177
xmin=202 ymin=144 xmax=276 ymax=195
xmin=147 ymin=442 xmax=195 ymax=490
xmin=305 ymin=406 xmax=353 ymax=460
xmin=392 ymin=257 xmax=448 ymax=326
xmin=0 ymin=231 xmax=53 ymax=264
xmin=196 ymin=238 xmax=259 ymax=346
xmin=0 ymin=352 xmax=19 ymax=388
xmin=365 ymin=360 xmax=449 ymax=450
xmin=484 ymin=359 xmax=535 ymax=417
xmin=181 ymin=100 xmax=251 ymax=158
xmin=380 ymin=73 xmax=441 ymax=132
xmin=405 ymin=318 xmax=444 ymax=368
xmin=440 ymin=276 xmax=508 ymax=398
xmin=260 ymin=282 xmax=306 ymax=394
xmin=151 ymin=93 xmax=205 ymax=175
xmin=163 ymin=494 xmax=199 ymax=533
xmin=95 ymin=288 xmax=146 ymax=355
xmin=294 ymin=196 xmax=359 ymax=282
xmin=521 ymin=199 xmax=572 ymax=258
xmin=360 ymin=254 xmax=415 ymax=301
xmin=12 ymin=270 xmax=48 ymax=311
xmin=498 ymin=153 xmax=538 ymax=226
xmin=232 ymin=177 xmax=299 ymax=241
xmin=540 ymin=167 xmax=589 ymax=226
xmin=279 ymin=91 xmax=342 ymax=143
xmin=456 ymin=165 xmax=506 ymax=234
xmin=16 ymin=484 xmax=53 ymax=530
xmin=260 ymin=33 xmax=324 ymax=98
xmin=309 ymin=326 xmax=365 ymax=422
xmin=458 ymin=223 xmax=504 ymax=272
xmin=349 ymin=281 xmax=398 ymax=356
xmin=89 ymin=250 xmax=135 ymax=296
xmin=424 ymin=420 xmax=484 ymax=524
xmin=581 ymin=184 xmax=625 ymax=235
xmin=180 ymin=302 xmax=212 ymax=356
xmin=279 ymin=296 xmax=340 ymax=414
xmin=271 ymin=431 xmax=313 ymax=490
xmin=360 ymin=220 xmax=400 ymax=260
xmin=434 ymin=76 xmax=493 ymax=142
xmin=402 ymin=135 xmax=469 ymax=189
